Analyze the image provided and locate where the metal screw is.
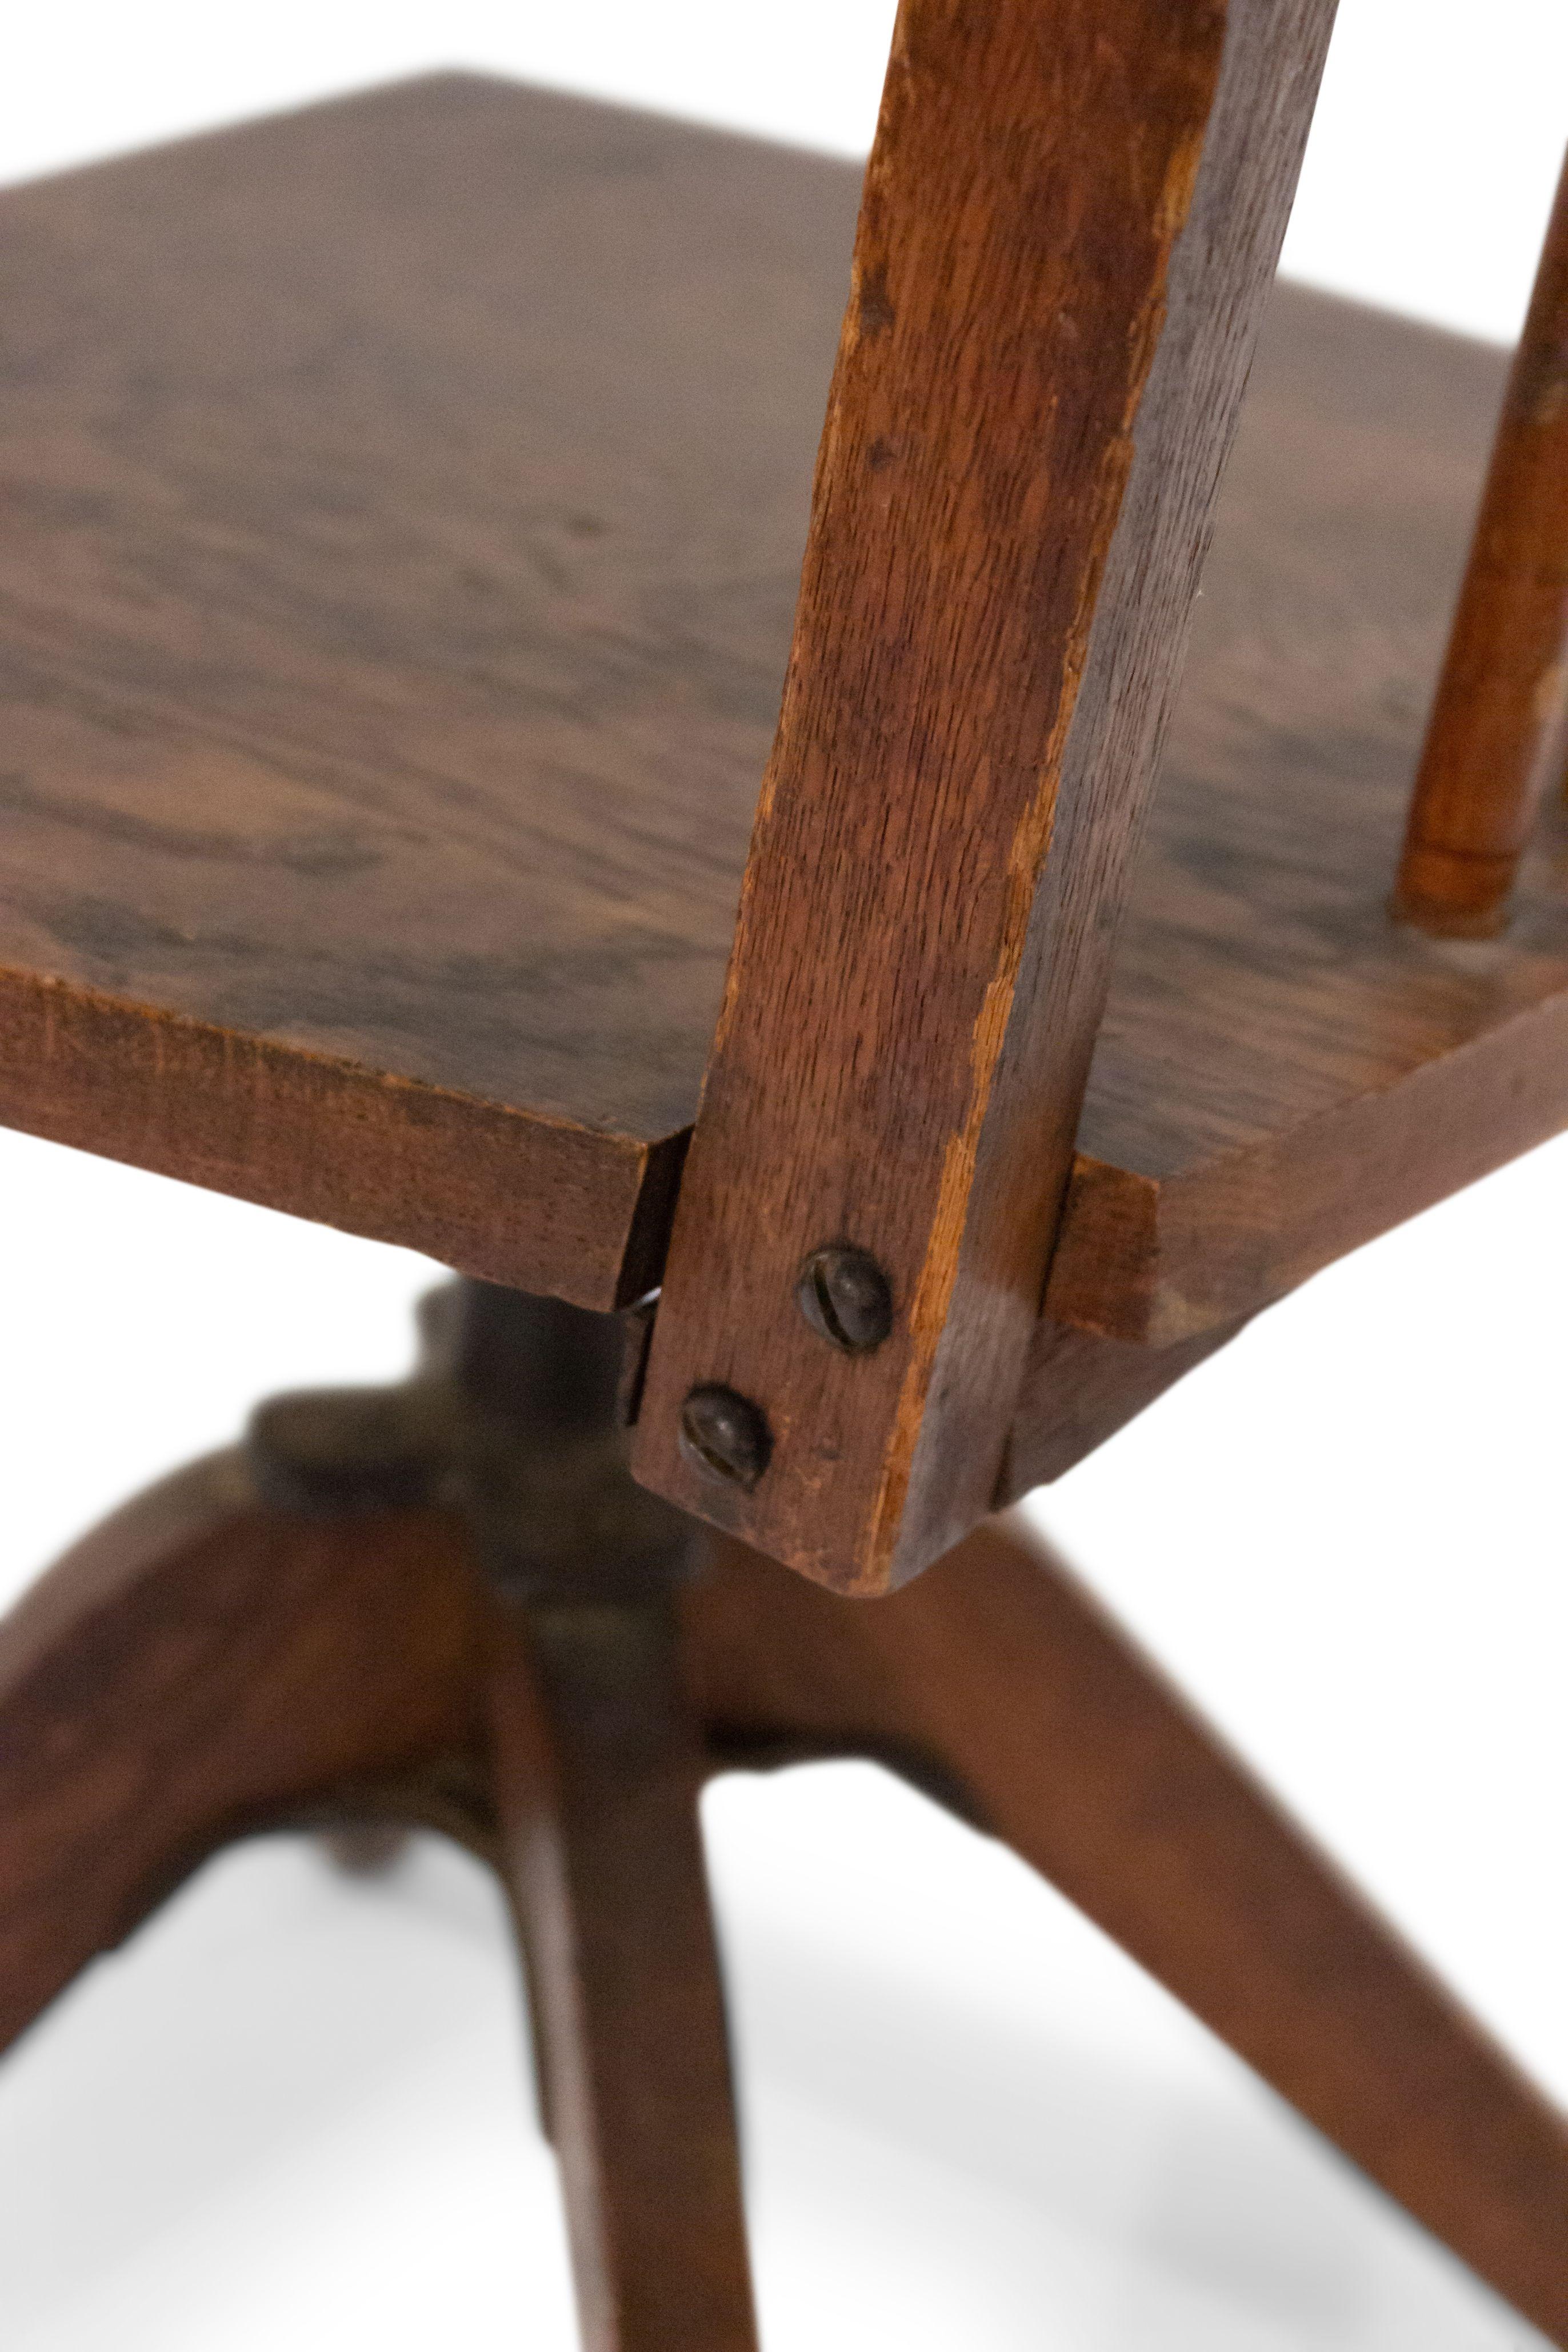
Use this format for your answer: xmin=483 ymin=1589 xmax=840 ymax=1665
xmin=679 ymin=1383 xmax=772 ymax=1489
xmin=796 ymin=1244 xmax=894 ymax=1354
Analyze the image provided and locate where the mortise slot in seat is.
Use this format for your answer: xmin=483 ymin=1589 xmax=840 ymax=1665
xmin=1 ymin=73 xmax=1564 ymax=1351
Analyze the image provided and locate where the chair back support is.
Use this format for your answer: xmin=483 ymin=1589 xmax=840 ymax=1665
xmin=1393 ymin=145 xmax=1568 ymax=938
xmin=634 ymin=0 xmax=1340 ymax=1593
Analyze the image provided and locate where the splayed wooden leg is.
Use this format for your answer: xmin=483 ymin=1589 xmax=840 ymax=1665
xmin=0 ymin=1450 xmax=489 ymax=2055
xmin=682 ymin=1515 xmax=1568 ymax=2345
xmin=489 ymin=1597 xmax=758 ymax=2352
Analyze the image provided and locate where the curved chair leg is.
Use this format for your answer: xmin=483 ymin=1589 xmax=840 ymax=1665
xmin=0 ymin=1279 xmax=759 ymax=2352
xmin=10 ymin=1289 xmax=1559 ymax=2346
xmin=682 ymin=1515 xmax=1568 ymax=2347
xmin=0 ymin=1422 xmax=758 ymax=2352
xmin=0 ymin=1450 xmax=488 ymax=2054
xmin=488 ymin=1594 xmax=758 ymax=2352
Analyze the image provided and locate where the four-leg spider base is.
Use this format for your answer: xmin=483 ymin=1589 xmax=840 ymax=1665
xmin=0 ymin=1281 xmax=1563 ymax=2347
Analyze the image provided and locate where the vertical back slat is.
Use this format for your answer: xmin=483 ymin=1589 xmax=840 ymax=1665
xmin=1394 ymin=146 xmax=1568 ymax=937
xmin=634 ymin=0 xmax=1339 ymax=1593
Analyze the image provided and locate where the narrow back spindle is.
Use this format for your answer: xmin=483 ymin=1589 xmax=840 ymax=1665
xmin=1394 ymin=146 xmax=1568 ymax=937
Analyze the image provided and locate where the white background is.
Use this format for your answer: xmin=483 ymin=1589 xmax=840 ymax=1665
xmin=2 ymin=4 xmax=1566 ymax=2346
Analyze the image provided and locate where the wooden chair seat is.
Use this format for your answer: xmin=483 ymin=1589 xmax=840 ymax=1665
xmin=8 ymin=38 xmax=1568 ymax=2347
xmin=4 ymin=71 xmax=1565 ymax=1466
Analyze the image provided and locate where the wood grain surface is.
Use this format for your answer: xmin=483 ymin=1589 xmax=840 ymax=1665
xmin=1394 ymin=146 xmax=1568 ymax=936
xmin=0 ymin=74 xmax=857 ymax=1306
xmin=635 ymin=0 xmax=1339 ymax=1590
xmin=5 ymin=73 xmax=1568 ymax=1411
xmin=1050 ymin=295 xmax=1568 ymax=1347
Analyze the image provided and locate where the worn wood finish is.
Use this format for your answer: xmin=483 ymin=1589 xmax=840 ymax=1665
xmin=1394 ymin=148 xmax=1568 ymax=937
xmin=0 ymin=1454 xmax=485 ymax=2054
xmin=0 ymin=74 xmax=858 ymax=1308
xmin=683 ymin=1521 xmax=1568 ymax=2346
xmin=999 ymin=1310 xmax=1252 ymax=1496
xmin=0 ymin=972 xmax=688 ymax=1311
xmin=634 ymin=0 xmax=1339 ymax=1590
xmin=1046 ymin=291 xmax=1568 ymax=1350
xmin=489 ymin=1602 xmax=758 ymax=2352
xmin=7 ymin=75 xmax=1568 ymax=1381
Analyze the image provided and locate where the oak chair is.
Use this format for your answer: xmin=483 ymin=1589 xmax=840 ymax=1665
xmin=2 ymin=6 xmax=1567 ymax=2342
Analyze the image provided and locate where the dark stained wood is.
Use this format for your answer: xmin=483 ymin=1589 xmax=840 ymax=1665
xmin=683 ymin=1519 xmax=1568 ymax=2347
xmin=0 ymin=73 xmax=858 ymax=1309
xmin=1046 ymin=294 xmax=1568 ymax=1350
xmin=636 ymin=0 xmax=1340 ymax=1592
xmin=488 ymin=1602 xmax=758 ymax=2352
xmin=6 ymin=75 xmax=1568 ymax=1402
xmin=0 ymin=1354 xmax=756 ymax=2349
xmin=3 ymin=1399 xmax=1566 ymax=2341
xmin=0 ymin=971 xmax=687 ymax=1309
xmin=0 ymin=1453 xmax=486 ymax=2054
xmin=1394 ymin=147 xmax=1568 ymax=937
xmin=999 ymin=1311 xmax=1253 ymax=1497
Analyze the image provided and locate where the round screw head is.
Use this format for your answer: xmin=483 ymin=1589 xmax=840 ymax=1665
xmin=796 ymin=1244 xmax=894 ymax=1354
xmin=679 ymin=1383 xmax=771 ymax=1489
